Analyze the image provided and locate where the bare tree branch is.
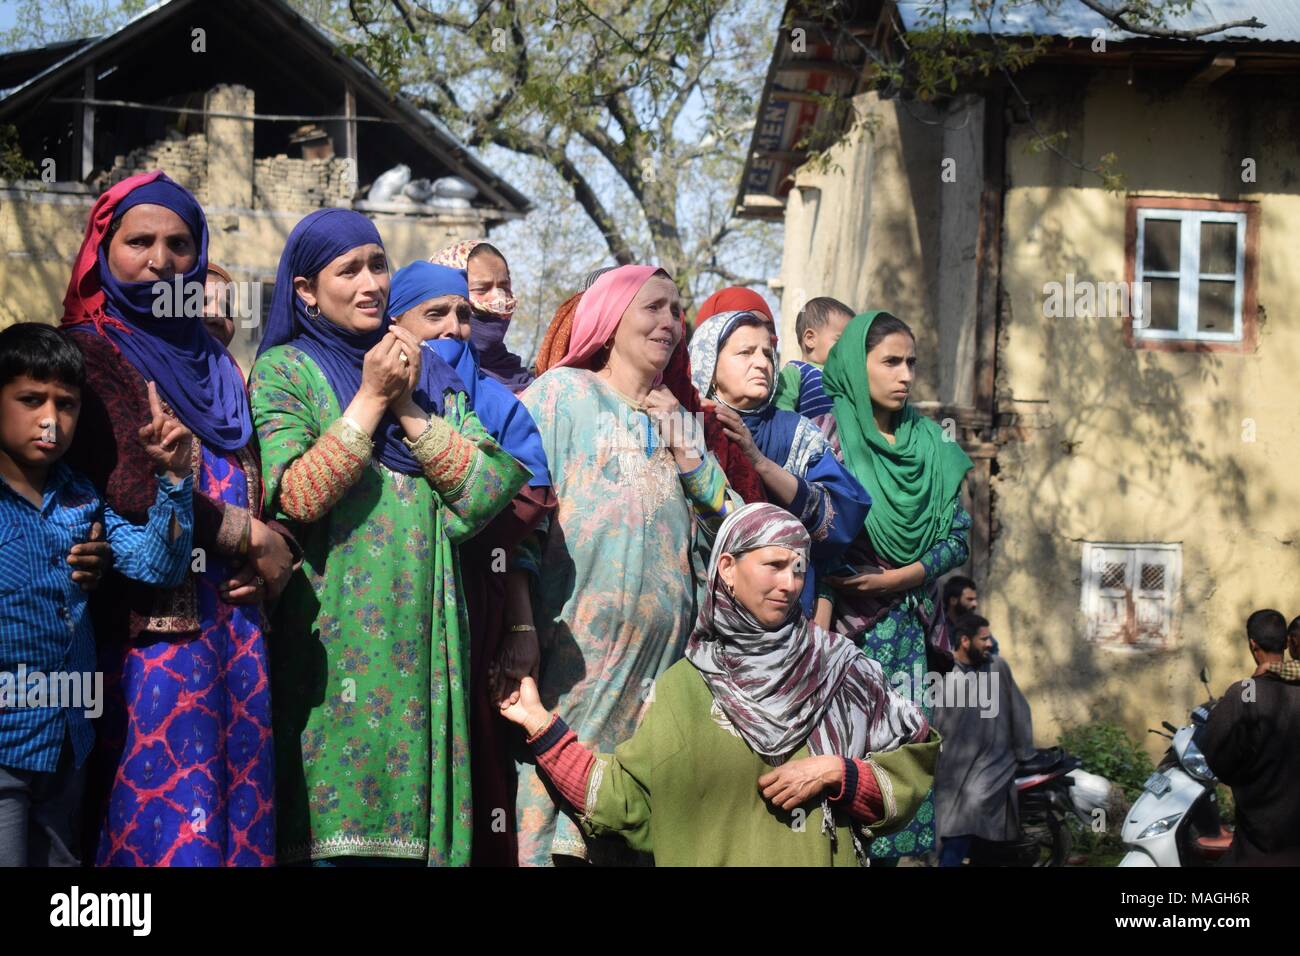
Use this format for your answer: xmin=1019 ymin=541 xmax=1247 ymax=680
xmin=387 ymin=0 xmax=417 ymax=32
xmin=403 ymin=0 xmax=493 ymax=31
xmin=1077 ymin=0 xmax=1264 ymax=39
xmin=699 ymin=263 xmax=765 ymax=288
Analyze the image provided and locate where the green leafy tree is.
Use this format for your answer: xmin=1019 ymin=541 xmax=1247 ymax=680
xmin=307 ymin=0 xmax=784 ymax=310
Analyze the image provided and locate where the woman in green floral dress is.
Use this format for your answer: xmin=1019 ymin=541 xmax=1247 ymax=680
xmin=822 ymin=311 xmax=974 ymax=862
xmin=249 ymin=211 xmax=527 ymax=865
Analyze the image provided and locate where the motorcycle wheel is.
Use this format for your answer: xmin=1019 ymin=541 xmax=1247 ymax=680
xmin=1022 ymin=811 xmax=1071 ymax=867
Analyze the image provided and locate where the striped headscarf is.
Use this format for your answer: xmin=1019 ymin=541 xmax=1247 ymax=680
xmin=686 ymin=502 xmax=928 ymax=860
xmin=686 ymin=503 xmax=926 ymax=764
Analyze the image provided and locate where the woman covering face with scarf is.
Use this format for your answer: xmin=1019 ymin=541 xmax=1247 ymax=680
xmin=249 ymin=210 xmax=529 ymax=866
xmin=821 ymin=310 xmax=974 ymax=863
xmin=61 ymin=170 xmax=298 ymax=867
xmin=498 ymin=502 xmax=938 ymax=866
xmin=428 ymin=239 xmax=532 ymax=392
xmin=689 ymin=309 xmax=870 ymax=623
xmin=388 ymin=259 xmax=556 ymax=866
xmin=506 ymin=264 xmax=740 ymax=866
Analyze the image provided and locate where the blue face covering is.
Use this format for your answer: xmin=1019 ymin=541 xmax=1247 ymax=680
xmin=423 ymin=337 xmax=551 ymax=488
xmin=258 ymin=209 xmax=467 ymax=475
xmin=82 ymin=174 xmax=252 ymax=452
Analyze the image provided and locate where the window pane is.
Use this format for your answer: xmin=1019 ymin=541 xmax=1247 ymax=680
xmin=1140 ymin=278 xmax=1180 ymax=332
xmin=1142 ymin=218 xmax=1181 ymax=272
xmin=1200 ymin=221 xmax=1238 ymax=275
xmin=1197 ymin=279 xmax=1236 ymax=334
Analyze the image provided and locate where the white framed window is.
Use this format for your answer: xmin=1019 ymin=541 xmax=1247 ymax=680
xmin=1080 ymin=542 xmax=1181 ymax=650
xmin=1133 ymin=207 xmax=1245 ymax=343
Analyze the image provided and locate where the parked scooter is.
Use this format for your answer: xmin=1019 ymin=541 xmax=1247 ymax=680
xmin=1119 ymin=668 xmax=1234 ymax=867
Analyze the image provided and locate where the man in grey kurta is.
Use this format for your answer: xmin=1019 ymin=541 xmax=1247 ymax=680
xmin=932 ymin=613 xmax=1035 ymax=866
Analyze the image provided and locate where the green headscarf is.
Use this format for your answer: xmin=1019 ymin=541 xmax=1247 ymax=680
xmin=823 ymin=311 xmax=973 ymax=565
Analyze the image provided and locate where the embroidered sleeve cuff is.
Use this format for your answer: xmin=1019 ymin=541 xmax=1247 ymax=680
xmin=278 ymin=418 xmax=372 ymax=523
xmin=214 ymin=503 xmax=252 ymax=557
xmin=404 ymin=416 xmax=477 ymax=500
xmin=334 ymin=415 xmax=375 ymax=459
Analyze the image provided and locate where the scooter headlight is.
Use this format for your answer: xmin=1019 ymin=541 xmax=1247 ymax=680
xmin=1137 ymin=813 xmax=1182 ymax=840
xmin=1181 ymin=741 xmax=1215 ymax=783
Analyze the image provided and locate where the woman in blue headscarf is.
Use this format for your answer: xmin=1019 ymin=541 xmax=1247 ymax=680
xmin=61 ymin=170 xmax=298 ymax=866
xmin=389 ymin=259 xmax=556 ymax=866
xmin=248 ymin=211 xmax=529 ymax=866
xmin=689 ymin=309 xmax=871 ymax=625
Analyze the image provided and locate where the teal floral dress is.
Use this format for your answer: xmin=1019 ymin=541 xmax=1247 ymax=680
xmin=841 ymin=501 xmax=972 ymax=860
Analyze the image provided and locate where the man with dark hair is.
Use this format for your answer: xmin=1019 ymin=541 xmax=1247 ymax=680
xmin=932 ymin=613 xmax=1034 ymax=866
xmin=1200 ymin=608 xmax=1300 ymax=865
xmin=940 ymin=574 xmax=998 ymax=657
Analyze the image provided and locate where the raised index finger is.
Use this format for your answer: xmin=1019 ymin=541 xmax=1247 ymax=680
xmin=146 ymin=381 xmax=164 ymax=420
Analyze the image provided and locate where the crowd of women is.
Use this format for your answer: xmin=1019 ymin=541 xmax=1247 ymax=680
xmin=35 ymin=168 xmax=977 ymax=867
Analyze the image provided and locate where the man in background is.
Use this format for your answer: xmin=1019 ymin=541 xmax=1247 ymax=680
xmin=1201 ymin=609 xmax=1300 ymax=865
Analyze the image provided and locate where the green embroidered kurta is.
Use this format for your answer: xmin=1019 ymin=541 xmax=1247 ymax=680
xmin=250 ymin=345 xmax=528 ymax=864
xmin=578 ymin=659 xmax=940 ymax=866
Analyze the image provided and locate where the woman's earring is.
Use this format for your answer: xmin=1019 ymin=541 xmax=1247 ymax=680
xmin=603 ymin=337 xmax=615 ymax=352
xmin=305 ymin=304 xmax=321 ymax=318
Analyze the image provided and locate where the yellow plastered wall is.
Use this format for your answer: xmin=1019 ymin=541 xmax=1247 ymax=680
xmin=992 ymin=69 xmax=1300 ymax=757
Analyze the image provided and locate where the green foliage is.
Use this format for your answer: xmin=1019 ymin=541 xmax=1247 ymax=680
xmin=0 ymin=124 xmax=37 ymax=180
xmin=1058 ymin=722 xmax=1154 ymax=799
xmin=1056 ymin=721 xmax=1152 ymax=862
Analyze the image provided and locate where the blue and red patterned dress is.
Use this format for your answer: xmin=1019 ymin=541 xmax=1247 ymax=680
xmin=66 ymin=331 xmax=280 ymax=867
xmin=94 ymin=448 xmax=275 ymax=866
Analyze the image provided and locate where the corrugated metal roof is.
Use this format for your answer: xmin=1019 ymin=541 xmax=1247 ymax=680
xmin=895 ymin=0 xmax=1300 ymax=44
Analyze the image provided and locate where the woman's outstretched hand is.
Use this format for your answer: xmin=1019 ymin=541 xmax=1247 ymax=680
xmin=494 ymin=674 xmax=552 ymax=738
xmin=758 ymin=755 xmax=844 ymax=812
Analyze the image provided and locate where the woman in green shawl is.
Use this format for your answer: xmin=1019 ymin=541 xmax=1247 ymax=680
xmin=821 ymin=311 xmax=974 ymax=862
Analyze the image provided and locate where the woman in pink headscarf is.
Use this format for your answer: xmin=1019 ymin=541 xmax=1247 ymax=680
xmin=497 ymin=265 xmax=738 ymax=866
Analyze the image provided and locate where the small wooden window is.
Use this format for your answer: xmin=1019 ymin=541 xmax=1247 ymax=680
xmin=1124 ymin=197 xmax=1259 ymax=352
xmin=1081 ymin=542 xmax=1181 ymax=650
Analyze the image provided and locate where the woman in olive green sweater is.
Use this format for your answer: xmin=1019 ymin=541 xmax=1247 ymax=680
xmin=498 ymin=503 xmax=940 ymax=866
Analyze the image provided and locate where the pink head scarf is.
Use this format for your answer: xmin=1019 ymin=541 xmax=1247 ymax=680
xmin=553 ymin=264 xmax=664 ymax=371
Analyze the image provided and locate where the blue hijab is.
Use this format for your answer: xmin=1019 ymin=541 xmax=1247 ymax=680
xmin=388 ymin=260 xmax=468 ymax=319
xmin=257 ymin=209 xmax=465 ymax=476
xmin=426 ymin=339 xmax=551 ymax=488
xmin=86 ymin=175 xmax=252 ymax=452
xmin=389 ymin=260 xmax=551 ymax=488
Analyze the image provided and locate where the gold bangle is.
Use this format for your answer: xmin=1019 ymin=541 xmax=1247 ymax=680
xmin=509 ymin=624 xmax=536 ymax=633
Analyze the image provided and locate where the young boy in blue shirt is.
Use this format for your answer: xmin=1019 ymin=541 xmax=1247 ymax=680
xmin=0 ymin=322 xmax=194 ymax=866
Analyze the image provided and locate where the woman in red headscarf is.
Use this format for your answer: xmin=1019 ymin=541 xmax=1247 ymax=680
xmin=500 ymin=265 xmax=740 ymax=866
